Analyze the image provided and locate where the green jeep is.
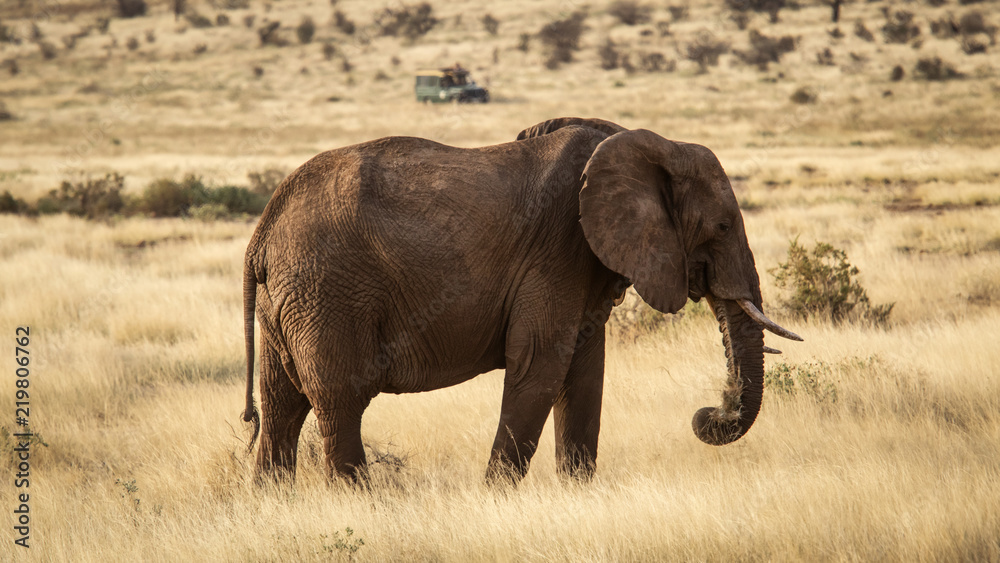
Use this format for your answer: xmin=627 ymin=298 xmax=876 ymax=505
xmin=415 ymin=67 xmax=490 ymax=103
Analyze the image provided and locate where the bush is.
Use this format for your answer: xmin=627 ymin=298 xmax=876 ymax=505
xmin=374 ymin=3 xmax=438 ymax=41
xmin=333 ymin=10 xmax=356 ymax=35
xmin=639 ymin=51 xmax=674 ymax=72
xmin=482 ymin=14 xmax=499 ymax=36
xmin=247 ymin=169 xmax=287 ymax=195
xmin=609 ymin=1 xmax=651 ymax=26
xmin=186 ymin=12 xmax=214 ymax=28
xmin=770 ymin=238 xmax=893 ymax=327
xmin=882 ymin=10 xmax=920 ymax=44
xmin=734 ymin=29 xmax=796 ymax=71
xmin=790 ymin=86 xmax=817 ymax=104
xmin=39 ymin=174 xmax=126 ymax=219
xmin=854 ymin=19 xmax=875 ymax=42
xmin=322 ymin=42 xmax=336 ymax=60
xmin=0 ymin=190 xmax=29 ymax=214
xmin=685 ymin=31 xmax=730 ymax=73
xmin=668 ymin=5 xmax=689 ymax=22
xmin=726 ymin=0 xmax=785 ymax=24
xmin=116 ymin=0 xmax=148 ymax=18
xmin=914 ymin=56 xmax=962 ymax=80
xmin=598 ymin=38 xmax=621 ymax=70
xmin=139 ymin=176 xmax=207 ymax=217
xmin=765 ymin=361 xmax=838 ymax=404
xmin=296 ymin=16 xmax=315 ymax=44
xmin=258 ymin=22 xmax=287 ymax=47
xmin=539 ymin=11 xmax=587 ymax=69
xmin=138 ymin=176 xmax=271 ymax=217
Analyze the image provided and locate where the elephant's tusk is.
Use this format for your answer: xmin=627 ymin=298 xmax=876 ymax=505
xmin=763 ymin=346 xmax=782 ymax=354
xmin=737 ymin=299 xmax=804 ymax=342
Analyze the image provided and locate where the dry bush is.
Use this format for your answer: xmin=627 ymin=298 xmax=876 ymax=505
xmin=374 ymin=3 xmax=438 ymax=41
xmin=37 ymin=174 xmax=126 ymax=219
xmin=38 ymin=41 xmax=58 ymax=59
xmin=482 ymin=14 xmax=499 ymax=36
xmin=193 ymin=43 xmax=207 ymax=55
xmin=322 ymin=41 xmax=336 ymax=60
xmin=598 ymin=38 xmax=621 ymax=70
xmin=243 ymin=14 xmax=256 ymax=28
xmin=247 ymin=169 xmax=287 ymax=195
xmin=258 ymin=21 xmax=287 ymax=47
xmin=126 ymin=36 xmax=139 ymax=51
xmin=915 ymin=56 xmax=962 ymax=80
xmin=539 ymin=11 xmax=587 ymax=69
xmin=3 ymin=59 xmax=19 ymax=75
xmin=726 ymin=0 xmax=785 ymax=24
xmin=333 ymin=10 xmax=355 ymax=35
xmin=734 ymin=29 xmax=796 ymax=70
xmin=961 ymin=35 xmax=987 ymax=54
xmin=0 ymin=100 xmax=13 ymax=121
xmin=731 ymin=12 xmax=750 ymax=30
xmin=0 ymin=20 xmax=15 ymax=43
xmin=609 ymin=0 xmax=651 ymax=26
xmin=685 ymin=31 xmax=730 ymax=73
xmin=186 ymin=12 xmax=213 ymax=28
xmin=296 ymin=16 xmax=315 ymax=44
xmin=216 ymin=14 xmax=229 ymax=26
xmin=882 ymin=10 xmax=920 ymax=44
xmin=639 ymin=51 xmax=674 ymax=72
xmin=145 ymin=29 xmax=156 ymax=43
xmin=517 ymin=32 xmax=530 ymax=52
xmin=668 ymin=5 xmax=689 ymax=22
xmin=854 ymin=19 xmax=874 ymax=42
xmin=790 ymin=85 xmax=818 ymax=104
xmin=116 ymin=0 xmax=147 ymax=18
xmin=816 ymin=47 xmax=834 ymax=66
xmin=890 ymin=64 xmax=905 ymax=80
xmin=930 ymin=15 xmax=960 ymax=38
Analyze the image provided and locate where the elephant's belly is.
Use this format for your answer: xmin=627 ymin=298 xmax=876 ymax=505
xmin=381 ymin=356 xmax=505 ymax=394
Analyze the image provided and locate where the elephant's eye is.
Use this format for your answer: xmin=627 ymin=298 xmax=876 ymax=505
xmin=717 ymin=222 xmax=731 ymax=233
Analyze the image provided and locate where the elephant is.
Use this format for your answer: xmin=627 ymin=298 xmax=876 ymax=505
xmin=241 ymin=117 xmax=802 ymax=483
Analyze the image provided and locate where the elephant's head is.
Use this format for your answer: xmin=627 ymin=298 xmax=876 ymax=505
xmin=579 ymin=128 xmax=802 ymax=446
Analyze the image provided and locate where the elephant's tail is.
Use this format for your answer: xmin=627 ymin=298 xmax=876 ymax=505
xmin=242 ymin=260 xmax=261 ymax=453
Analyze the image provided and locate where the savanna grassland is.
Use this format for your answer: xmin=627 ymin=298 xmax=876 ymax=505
xmin=2 ymin=0 xmax=1000 ymax=560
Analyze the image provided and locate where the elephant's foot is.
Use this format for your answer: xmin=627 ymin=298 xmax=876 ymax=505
xmin=316 ymin=409 xmax=368 ymax=483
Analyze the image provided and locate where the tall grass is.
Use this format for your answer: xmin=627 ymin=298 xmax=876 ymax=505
xmin=2 ymin=187 xmax=999 ymax=560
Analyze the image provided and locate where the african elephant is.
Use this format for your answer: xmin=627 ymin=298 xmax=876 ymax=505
xmin=241 ymin=117 xmax=801 ymax=483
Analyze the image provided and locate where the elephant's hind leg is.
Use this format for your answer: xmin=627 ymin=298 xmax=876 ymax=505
xmin=314 ymin=398 xmax=370 ymax=482
xmin=257 ymin=342 xmax=312 ymax=480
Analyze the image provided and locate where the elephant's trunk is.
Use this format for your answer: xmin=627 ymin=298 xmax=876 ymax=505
xmin=692 ymin=296 xmax=765 ymax=446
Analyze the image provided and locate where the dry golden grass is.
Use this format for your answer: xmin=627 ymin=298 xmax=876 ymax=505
xmin=2 ymin=0 xmax=1000 ymax=560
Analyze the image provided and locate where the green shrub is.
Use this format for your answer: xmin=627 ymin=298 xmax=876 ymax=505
xmin=765 ymin=361 xmax=838 ymax=403
xmin=685 ymin=32 xmax=730 ymax=74
xmin=203 ymin=185 xmax=270 ymax=215
xmin=138 ymin=175 xmax=208 ymax=217
xmin=770 ymin=238 xmax=894 ymax=327
xmin=0 ymin=190 xmax=29 ymax=214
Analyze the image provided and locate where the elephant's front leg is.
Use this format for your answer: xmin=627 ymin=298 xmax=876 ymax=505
xmin=552 ymin=329 xmax=605 ymax=479
xmin=487 ymin=315 xmax=579 ymax=484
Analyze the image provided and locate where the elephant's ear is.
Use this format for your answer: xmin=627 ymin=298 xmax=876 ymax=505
xmin=516 ymin=117 xmax=626 ymax=140
xmin=579 ymin=129 xmax=690 ymax=314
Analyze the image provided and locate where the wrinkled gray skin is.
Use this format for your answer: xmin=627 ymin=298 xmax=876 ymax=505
xmin=242 ymin=117 xmax=796 ymax=483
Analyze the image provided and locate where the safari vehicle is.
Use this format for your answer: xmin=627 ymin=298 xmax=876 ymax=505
xmin=415 ymin=66 xmax=490 ymax=103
